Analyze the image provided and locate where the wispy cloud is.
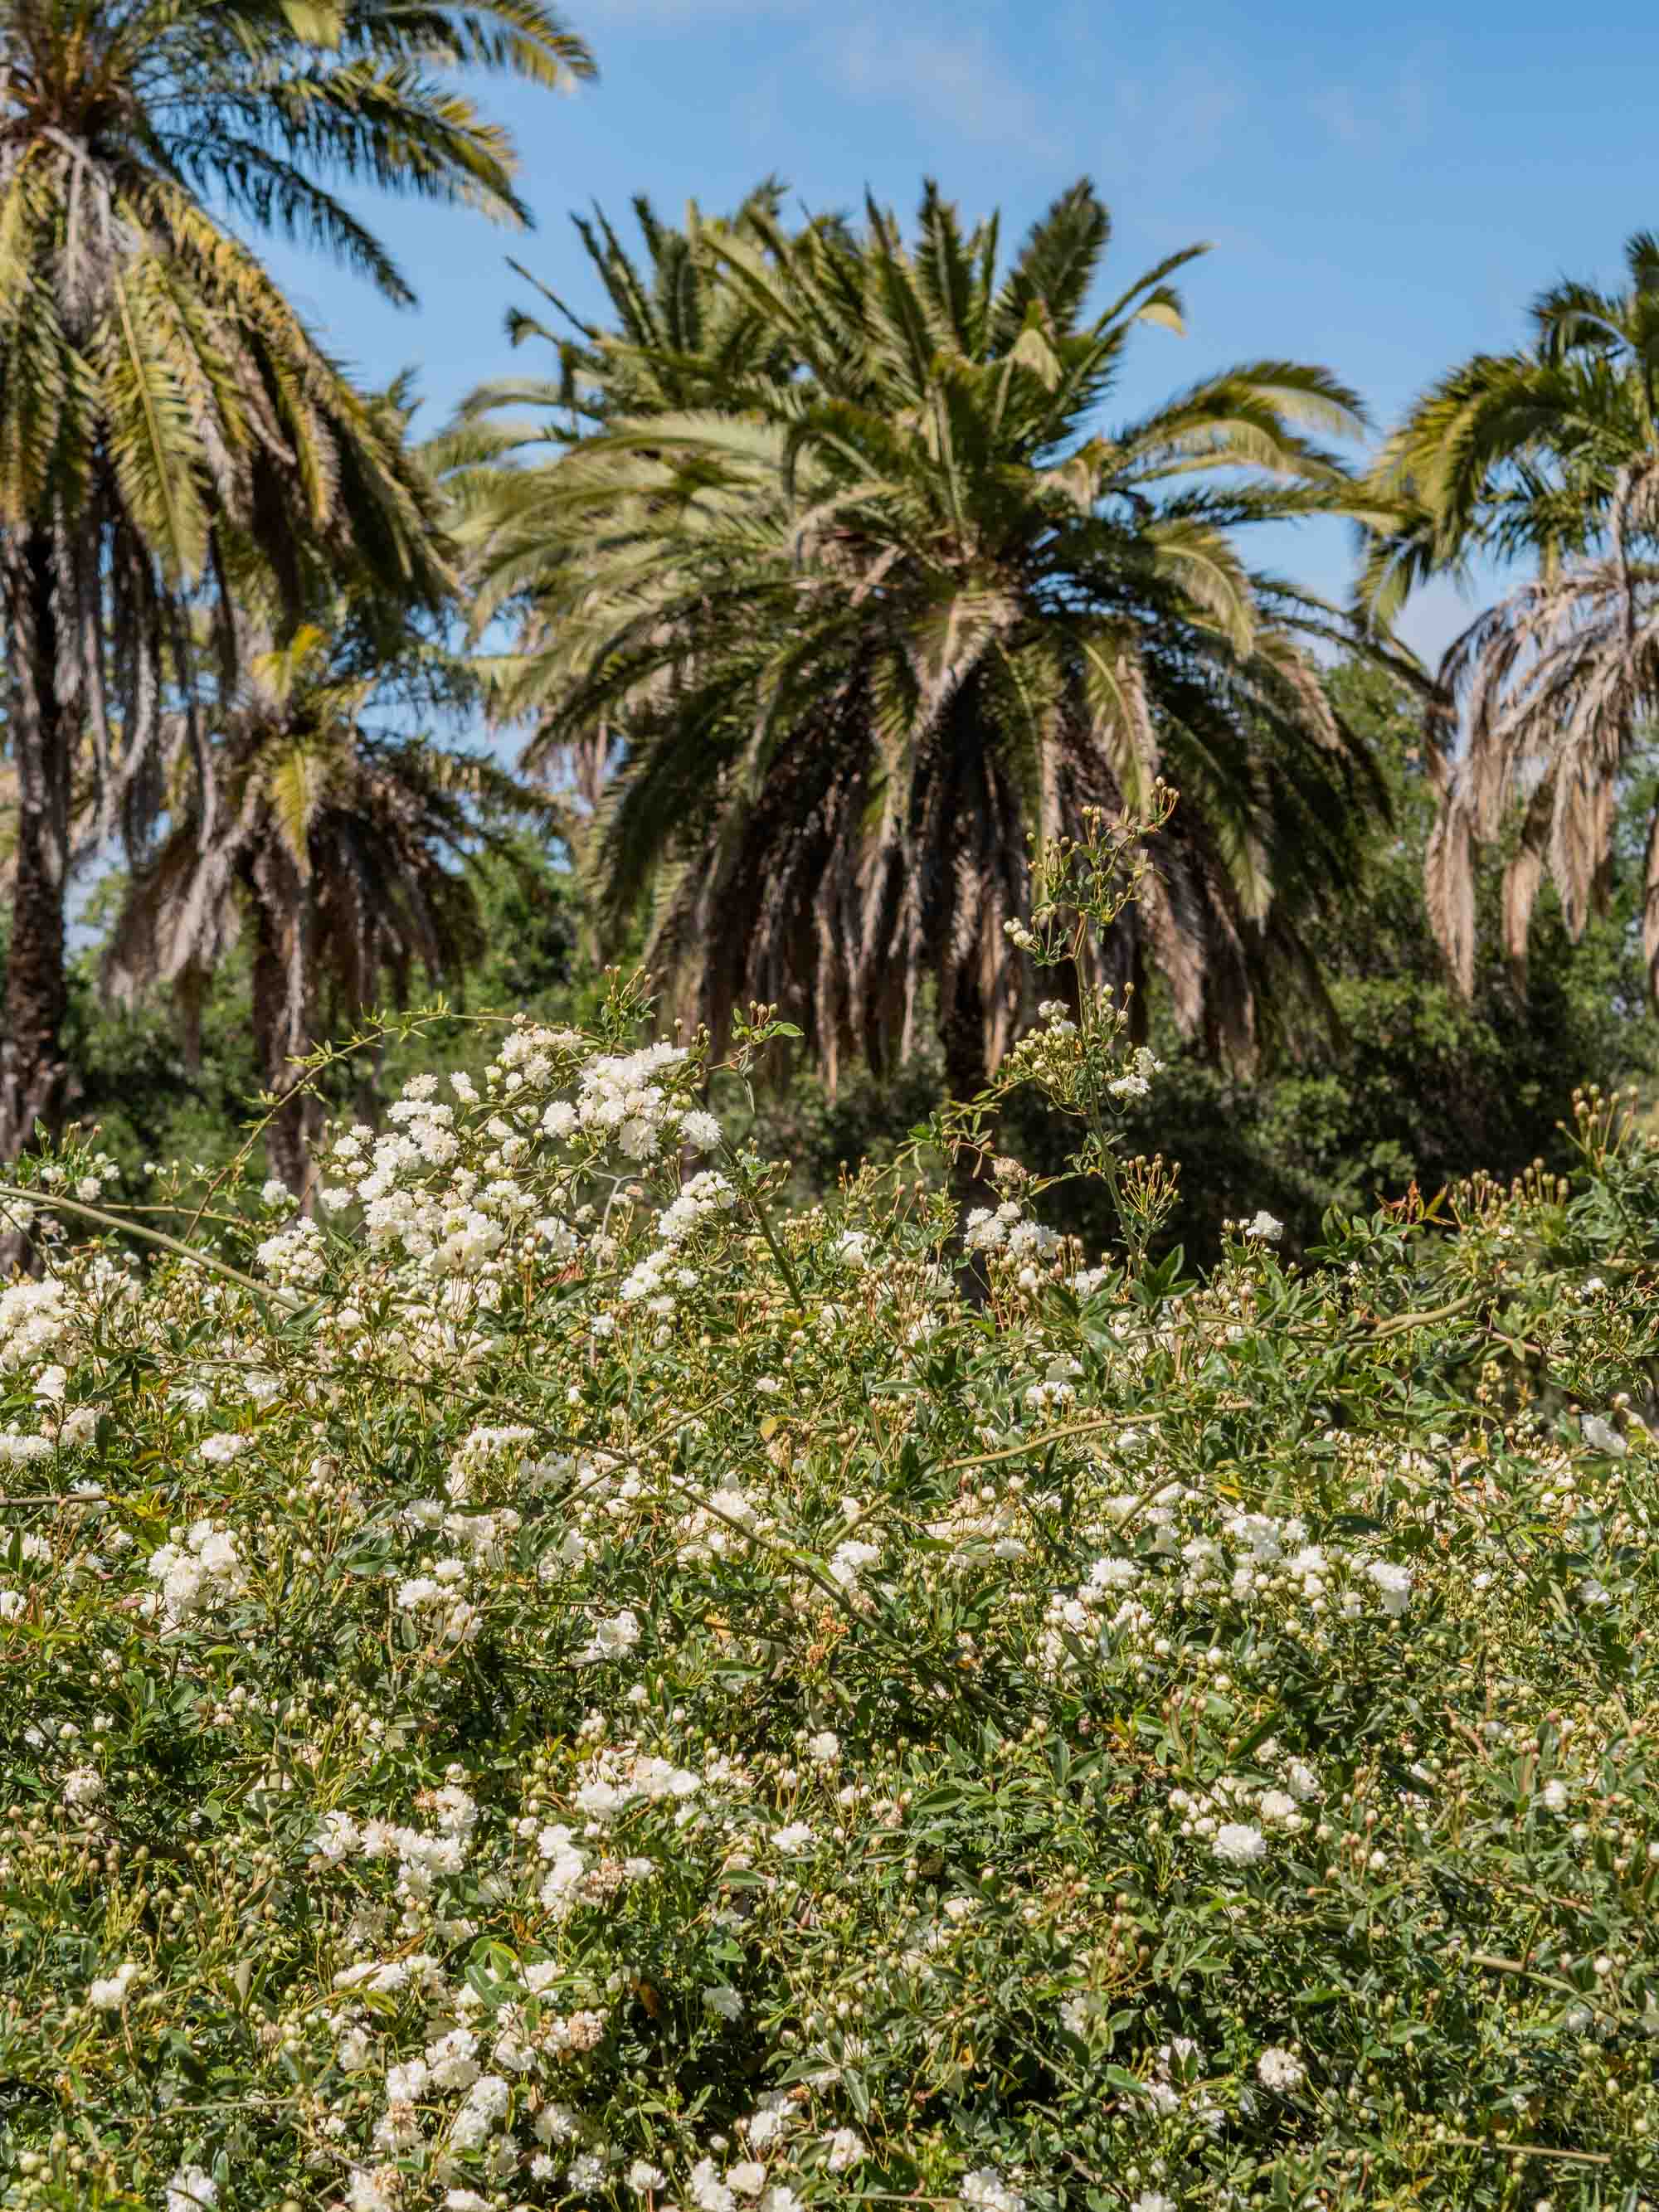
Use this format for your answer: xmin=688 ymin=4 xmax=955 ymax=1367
xmin=826 ymin=16 xmax=1058 ymax=158
xmin=1110 ymin=61 xmax=1248 ymax=187
xmin=1312 ymin=56 xmax=1438 ymax=153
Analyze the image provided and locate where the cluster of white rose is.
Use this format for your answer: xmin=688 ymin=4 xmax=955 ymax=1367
xmin=962 ymin=1201 xmax=1063 ymax=1288
xmin=0 ymin=1273 xmax=71 ymax=1373
xmin=143 ymin=1519 xmax=248 ymax=1630
xmin=1035 ymin=1485 xmax=1416 ymax=1682
xmin=2 ymin=1013 xmax=1657 ymax=2211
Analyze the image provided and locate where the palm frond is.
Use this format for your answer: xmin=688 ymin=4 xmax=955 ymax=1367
xmin=451 ymin=177 xmax=1385 ymax=1082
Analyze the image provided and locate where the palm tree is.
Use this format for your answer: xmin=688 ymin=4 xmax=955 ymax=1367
xmin=436 ymin=185 xmax=812 ymax=968
xmin=105 ymin=611 xmax=555 ymax=1192
xmin=0 ymin=0 xmax=593 ymax=1159
xmin=457 ymin=180 xmax=1385 ymax=1100
xmin=1363 ymin=231 xmax=1659 ymax=998
xmin=479 ymin=180 xmax=800 ymax=432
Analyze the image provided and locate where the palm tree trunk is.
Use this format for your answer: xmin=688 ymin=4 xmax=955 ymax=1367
xmin=177 ymin=964 xmax=207 ymax=1078
xmin=0 ymin=527 xmax=72 ymax=1165
xmin=251 ymin=897 xmax=321 ymax=1203
xmin=941 ymin=988 xmax=995 ymax=1197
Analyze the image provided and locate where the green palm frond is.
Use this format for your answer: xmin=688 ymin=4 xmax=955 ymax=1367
xmin=993 ymin=180 xmax=1114 ymax=342
xmin=0 ymin=0 xmax=570 ymax=887
xmin=0 ymin=0 xmax=590 ymax=1159
xmin=451 ymin=176 xmax=1381 ymax=1087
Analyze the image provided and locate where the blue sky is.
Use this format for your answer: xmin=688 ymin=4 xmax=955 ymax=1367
xmin=265 ymin=0 xmax=1659 ymax=665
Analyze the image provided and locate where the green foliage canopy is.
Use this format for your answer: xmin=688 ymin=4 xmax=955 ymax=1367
xmin=0 ymin=0 xmax=593 ymax=1152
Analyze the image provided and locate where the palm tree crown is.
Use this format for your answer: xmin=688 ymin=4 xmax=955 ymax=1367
xmin=459 ymin=180 xmax=1383 ymax=1094
xmin=463 ymin=179 xmax=800 ymax=439
xmin=0 ymin=0 xmax=592 ymax=1153
xmin=1366 ymin=231 xmax=1659 ymax=999
xmin=105 ymin=606 xmax=554 ymax=1191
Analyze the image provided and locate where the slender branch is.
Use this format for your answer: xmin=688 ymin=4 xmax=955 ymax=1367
xmin=1433 ymin=2136 xmax=1610 ymax=2168
xmin=0 ymin=1493 xmax=110 ymax=1507
xmin=1362 ymin=1286 xmax=1487 ymax=1339
xmin=721 ymin=1140 xmax=806 ymax=1306
xmin=0 ymin=1183 xmax=266 ymax=1300
xmin=942 ymin=1409 xmax=1174 ymax=1473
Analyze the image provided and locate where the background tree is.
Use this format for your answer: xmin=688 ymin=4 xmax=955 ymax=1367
xmin=458 ymin=179 xmax=1388 ymax=1103
xmin=103 ymin=609 xmax=557 ymax=1193
xmin=740 ymin=659 xmax=1657 ymax=1260
xmin=1364 ymin=230 xmax=1659 ymax=998
xmin=29 ymin=832 xmax=577 ymax=1213
xmin=439 ymin=186 xmax=802 ymax=957
xmin=0 ymin=0 xmax=593 ymax=1157
xmin=1105 ymin=660 xmax=1658 ymax=1254
xmin=38 ymin=654 xmax=1647 ymax=1253
xmin=466 ymin=181 xmax=800 ymax=431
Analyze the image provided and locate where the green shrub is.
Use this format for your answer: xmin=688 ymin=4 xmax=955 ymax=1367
xmin=733 ymin=666 xmax=1659 ymax=1268
xmin=2 ymin=1000 xmax=1659 ymax=2211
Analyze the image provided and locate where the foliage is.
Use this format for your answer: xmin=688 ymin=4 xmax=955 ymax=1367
xmin=41 ymin=837 xmax=584 ymax=1205
xmin=102 ymin=601 xmax=561 ymax=1190
xmin=1363 ymin=229 xmax=1659 ymax=1002
xmin=1104 ymin=662 xmax=1659 ymax=1257
xmin=745 ymin=663 xmax=1658 ymax=1262
xmin=457 ymin=180 xmax=801 ymax=434
xmin=455 ymin=178 xmax=1390 ymax=1092
xmin=4 ymin=833 xmax=1659 ymax=2212
xmin=0 ymin=0 xmax=593 ymax=1152
xmin=36 ymin=654 xmax=1656 ymax=1268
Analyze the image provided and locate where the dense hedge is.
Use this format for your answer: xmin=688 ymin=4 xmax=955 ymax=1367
xmin=2 ymin=1007 xmax=1659 ymax=2212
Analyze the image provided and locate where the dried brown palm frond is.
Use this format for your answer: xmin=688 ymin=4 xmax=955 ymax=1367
xmin=1364 ymin=236 xmax=1659 ymax=1004
xmin=1427 ymin=488 xmax=1659 ymax=996
xmin=105 ymin=618 xmax=558 ymax=1192
xmin=455 ymin=180 xmax=1389 ymax=1095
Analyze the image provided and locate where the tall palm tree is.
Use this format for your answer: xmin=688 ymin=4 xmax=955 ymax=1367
xmin=1364 ymin=231 xmax=1659 ymax=998
xmin=457 ymin=180 xmax=1385 ymax=1098
xmin=0 ymin=0 xmax=592 ymax=1159
xmin=437 ymin=186 xmax=820 ymax=970
xmin=105 ymin=611 xmax=555 ymax=1192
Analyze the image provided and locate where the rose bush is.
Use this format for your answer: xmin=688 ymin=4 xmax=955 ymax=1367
xmin=2 ymin=972 xmax=1659 ymax=2211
